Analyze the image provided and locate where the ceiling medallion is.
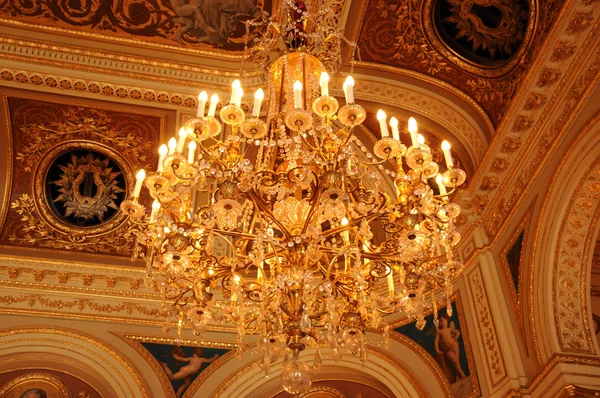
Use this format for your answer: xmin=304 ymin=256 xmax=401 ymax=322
xmin=34 ymin=141 xmax=132 ymax=236
xmin=121 ymin=0 xmax=467 ymax=394
xmin=424 ymin=0 xmax=535 ymax=76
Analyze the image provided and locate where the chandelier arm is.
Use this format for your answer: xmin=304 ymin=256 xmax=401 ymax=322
xmin=299 ymin=181 xmax=324 ymax=236
xmin=125 ymin=210 xmax=152 ymax=226
xmin=247 ymin=190 xmax=292 ymax=239
xmin=296 ymin=130 xmax=324 ymax=158
xmin=332 ymin=127 xmax=355 ymax=162
xmin=358 ymin=153 xmax=392 ymax=166
xmin=195 ymin=139 xmax=227 ymax=172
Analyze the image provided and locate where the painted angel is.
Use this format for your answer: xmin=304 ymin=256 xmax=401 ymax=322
xmin=432 ymin=312 xmax=466 ymax=383
xmin=161 ymin=347 xmax=219 ymax=398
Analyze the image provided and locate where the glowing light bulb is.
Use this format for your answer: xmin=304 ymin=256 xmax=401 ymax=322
xmin=343 ymin=75 xmax=355 ymax=104
xmin=436 ymin=173 xmax=447 ymax=196
xmin=293 ymin=81 xmax=303 ymax=109
xmin=320 ymin=72 xmax=329 ymax=97
xmin=441 ymin=140 xmax=454 ymax=168
xmin=253 ymin=88 xmax=264 ymax=117
xmin=168 ymin=137 xmax=177 ymax=155
xmin=377 ymin=110 xmax=389 ymax=138
xmin=408 ymin=117 xmax=418 ymax=146
xmin=208 ymin=94 xmax=219 ymax=117
xmin=157 ymin=144 xmax=168 ymax=172
xmin=133 ymin=169 xmax=146 ymax=198
xmin=197 ymin=91 xmax=208 ymax=117
xmin=176 ymin=127 xmax=187 ymax=153
xmin=390 ymin=117 xmax=400 ymax=141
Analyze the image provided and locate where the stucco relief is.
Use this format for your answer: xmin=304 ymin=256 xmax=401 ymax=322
xmin=553 ymin=161 xmax=600 ymax=353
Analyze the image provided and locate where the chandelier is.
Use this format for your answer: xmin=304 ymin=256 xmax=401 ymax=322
xmin=121 ymin=1 xmax=466 ymax=394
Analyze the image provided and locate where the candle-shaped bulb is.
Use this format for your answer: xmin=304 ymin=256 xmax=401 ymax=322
xmin=168 ymin=137 xmax=177 ymax=155
xmin=418 ymin=134 xmax=425 ymax=146
xmin=150 ymin=199 xmax=161 ymax=222
xmin=320 ymin=72 xmax=330 ymax=97
xmin=187 ymin=141 xmax=197 ymax=164
xmin=176 ymin=127 xmax=187 ymax=153
xmin=208 ymin=94 xmax=219 ymax=117
xmin=441 ymin=140 xmax=454 ymax=168
xmin=408 ymin=117 xmax=418 ymax=146
xmin=252 ymin=88 xmax=264 ymax=117
xmin=157 ymin=144 xmax=168 ymax=172
xmin=341 ymin=217 xmax=349 ymax=243
xmin=231 ymin=79 xmax=241 ymax=104
xmin=133 ymin=169 xmax=146 ymax=198
xmin=236 ymin=88 xmax=244 ymax=107
xmin=436 ymin=174 xmax=447 ymax=196
xmin=390 ymin=117 xmax=400 ymax=141
xmin=387 ymin=269 xmax=395 ymax=295
xmin=343 ymin=75 xmax=355 ymax=104
xmin=257 ymin=265 xmax=265 ymax=283
xmin=293 ymin=80 xmax=303 ymax=109
xmin=196 ymin=91 xmax=208 ymax=117
xmin=377 ymin=110 xmax=389 ymax=138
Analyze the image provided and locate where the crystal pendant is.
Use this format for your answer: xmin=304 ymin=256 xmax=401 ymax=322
xmin=281 ymin=355 xmax=312 ymax=395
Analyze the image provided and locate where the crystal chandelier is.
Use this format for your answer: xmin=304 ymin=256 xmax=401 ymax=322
xmin=121 ymin=1 xmax=466 ymax=394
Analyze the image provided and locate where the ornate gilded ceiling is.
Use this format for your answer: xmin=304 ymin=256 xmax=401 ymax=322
xmin=356 ymin=0 xmax=563 ymax=125
xmin=0 ymin=0 xmax=566 ymax=127
xmin=0 ymin=93 xmax=166 ymax=257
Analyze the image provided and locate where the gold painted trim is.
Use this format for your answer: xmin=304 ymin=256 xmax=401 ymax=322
xmin=269 ymin=375 xmax=394 ymax=398
xmin=466 ymin=263 xmax=509 ymax=389
xmin=0 ymin=19 xmax=249 ymax=61
xmin=0 ymin=372 xmax=71 ymax=397
xmin=0 ymin=327 xmax=151 ymax=397
xmin=505 ymin=354 xmax=600 ymax=397
xmin=0 ymin=94 xmax=13 ymax=233
xmin=529 ymin=110 xmax=600 ymax=363
xmin=212 ymin=347 xmax=425 ymax=398
xmin=499 ymin=200 xmax=535 ymax=359
xmin=0 ymin=279 xmax=160 ymax=301
xmin=479 ymin=10 xmax=600 ymax=236
xmin=0 ymin=36 xmax=257 ymax=77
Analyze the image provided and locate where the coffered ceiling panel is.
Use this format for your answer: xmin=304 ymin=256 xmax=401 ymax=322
xmin=356 ymin=0 xmax=564 ymax=126
xmin=0 ymin=89 xmax=169 ymax=257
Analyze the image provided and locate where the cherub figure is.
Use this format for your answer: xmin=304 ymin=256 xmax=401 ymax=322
xmin=170 ymin=0 xmax=215 ymax=45
xmin=161 ymin=347 xmax=219 ymax=398
xmin=434 ymin=312 xmax=467 ymax=382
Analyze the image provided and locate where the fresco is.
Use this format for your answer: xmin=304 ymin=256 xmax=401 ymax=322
xmin=141 ymin=342 xmax=230 ymax=398
xmin=394 ymin=301 xmax=478 ymax=398
xmin=0 ymin=0 xmax=272 ymax=50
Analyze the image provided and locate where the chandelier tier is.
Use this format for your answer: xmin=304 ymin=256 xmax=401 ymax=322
xmin=121 ymin=1 xmax=466 ymax=394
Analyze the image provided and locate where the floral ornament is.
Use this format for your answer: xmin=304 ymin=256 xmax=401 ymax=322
xmin=273 ymin=197 xmax=312 ymax=235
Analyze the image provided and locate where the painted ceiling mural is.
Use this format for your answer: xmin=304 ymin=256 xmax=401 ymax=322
xmin=0 ymin=0 xmax=272 ymax=49
xmin=357 ymin=0 xmax=564 ymax=126
xmin=0 ymin=95 xmax=162 ymax=256
xmin=394 ymin=297 xmax=479 ymax=398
